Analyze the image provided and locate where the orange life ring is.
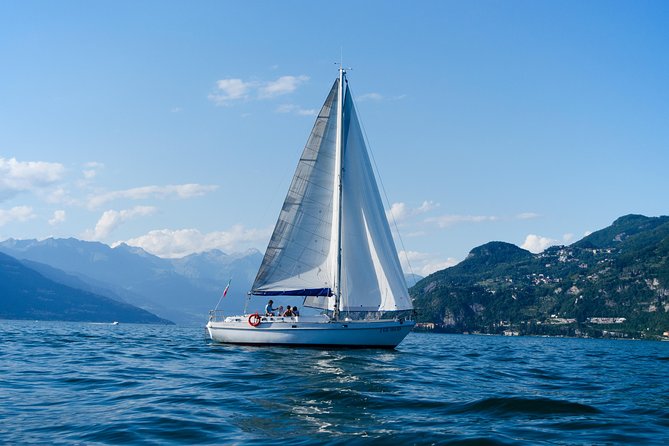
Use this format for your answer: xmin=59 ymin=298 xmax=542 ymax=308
xmin=248 ymin=313 xmax=261 ymax=327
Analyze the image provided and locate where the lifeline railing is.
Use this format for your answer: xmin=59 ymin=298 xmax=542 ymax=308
xmin=208 ymin=310 xmax=226 ymax=322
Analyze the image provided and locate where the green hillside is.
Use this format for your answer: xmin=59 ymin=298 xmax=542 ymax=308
xmin=411 ymin=214 xmax=669 ymax=339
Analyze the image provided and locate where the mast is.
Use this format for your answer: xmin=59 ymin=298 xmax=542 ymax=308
xmin=333 ymin=66 xmax=345 ymax=320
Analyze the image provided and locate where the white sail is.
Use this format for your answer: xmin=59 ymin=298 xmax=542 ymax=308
xmin=251 ymin=81 xmax=339 ymax=297
xmin=339 ymin=87 xmax=413 ymax=312
xmin=252 ymin=74 xmax=412 ymax=313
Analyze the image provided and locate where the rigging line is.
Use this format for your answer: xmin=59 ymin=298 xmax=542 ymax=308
xmin=350 ymin=88 xmax=417 ymax=283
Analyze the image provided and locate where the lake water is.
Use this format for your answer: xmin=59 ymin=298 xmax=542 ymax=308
xmin=1 ymin=320 xmax=668 ymax=445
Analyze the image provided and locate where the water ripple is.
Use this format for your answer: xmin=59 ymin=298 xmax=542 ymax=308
xmin=2 ymin=321 xmax=669 ymax=444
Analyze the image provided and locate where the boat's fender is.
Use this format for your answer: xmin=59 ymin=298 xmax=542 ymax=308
xmin=248 ymin=313 xmax=261 ymax=327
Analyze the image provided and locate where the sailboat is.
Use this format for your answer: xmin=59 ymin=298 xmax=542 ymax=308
xmin=206 ymin=68 xmax=415 ymax=348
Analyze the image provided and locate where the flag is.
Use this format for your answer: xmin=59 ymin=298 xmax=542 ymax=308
xmin=221 ymin=279 xmax=231 ymax=298
xmin=213 ymin=278 xmax=232 ymax=312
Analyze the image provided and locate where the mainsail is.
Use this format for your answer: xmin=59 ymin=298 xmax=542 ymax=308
xmin=251 ymin=81 xmax=339 ymax=297
xmin=251 ymin=73 xmax=413 ymax=314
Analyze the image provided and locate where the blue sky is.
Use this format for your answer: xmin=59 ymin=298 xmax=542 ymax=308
xmin=1 ymin=0 xmax=668 ymax=276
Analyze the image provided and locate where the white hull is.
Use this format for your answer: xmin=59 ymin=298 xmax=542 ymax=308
xmin=206 ymin=315 xmax=414 ymax=349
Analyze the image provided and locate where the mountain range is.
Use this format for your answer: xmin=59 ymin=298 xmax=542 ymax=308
xmin=411 ymin=214 xmax=669 ymax=339
xmin=3 ymin=214 xmax=668 ymax=336
xmin=0 ymin=251 xmax=170 ymax=324
xmin=0 ymin=239 xmax=262 ymax=324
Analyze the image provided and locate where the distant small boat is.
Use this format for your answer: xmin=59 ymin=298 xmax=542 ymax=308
xmin=111 ymin=321 xmax=119 ymax=325
xmin=206 ymin=67 xmax=414 ymax=348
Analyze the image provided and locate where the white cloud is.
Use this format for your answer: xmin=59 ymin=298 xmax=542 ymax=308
xmin=209 ymin=75 xmax=309 ymax=106
xmin=75 ymin=161 xmax=105 ymax=191
xmin=516 ymin=212 xmax=540 ymax=220
xmin=87 ymin=183 xmax=218 ymax=209
xmin=81 ymin=161 xmax=104 ymax=180
xmin=0 ymin=206 xmax=35 ymax=226
xmin=387 ymin=200 xmax=437 ymax=223
xmin=48 ymin=210 xmax=66 ymax=226
xmin=89 ymin=206 xmax=157 ymax=239
xmin=388 ymin=202 xmax=410 ymax=221
xmin=357 ymin=92 xmax=384 ymax=101
xmin=521 ymin=234 xmax=558 ymax=253
xmin=117 ymin=225 xmax=272 ymax=258
xmin=417 ymin=201 xmax=437 ymax=213
xmin=399 ymin=250 xmax=458 ymax=277
xmin=356 ymin=92 xmax=406 ymax=102
xmin=208 ymin=78 xmax=254 ymax=106
xmin=43 ymin=187 xmax=77 ymax=206
xmin=0 ymin=157 xmax=65 ymax=201
xmin=259 ymin=75 xmax=309 ymax=98
xmin=426 ymin=214 xmax=498 ymax=228
xmin=276 ymin=104 xmax=317 ymax=116
xmin=563 ymin=233 xmax=575 ymax=243
xmin=84 ymin=161 xmax=104 ymax=169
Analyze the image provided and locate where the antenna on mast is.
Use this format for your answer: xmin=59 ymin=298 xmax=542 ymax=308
xmin=335 ymin=50 xmax=352 ymax=77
